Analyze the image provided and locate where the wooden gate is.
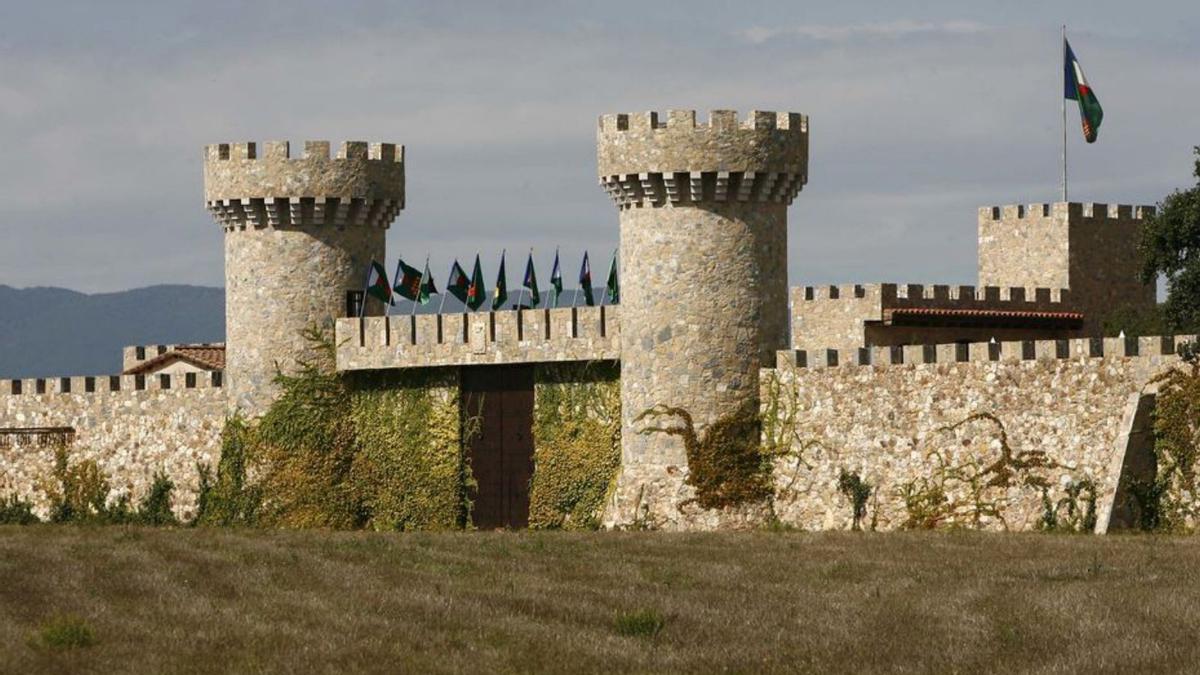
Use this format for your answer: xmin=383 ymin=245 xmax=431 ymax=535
xmin=461 ymin=365 xmax=535 ymax=529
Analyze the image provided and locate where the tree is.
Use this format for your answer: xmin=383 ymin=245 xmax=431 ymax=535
xmin=1140 ymin=147 xmax=1200 ymax=332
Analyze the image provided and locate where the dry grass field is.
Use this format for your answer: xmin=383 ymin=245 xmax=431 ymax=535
xmin=1 ymin=527 xmax=1198 ymax=674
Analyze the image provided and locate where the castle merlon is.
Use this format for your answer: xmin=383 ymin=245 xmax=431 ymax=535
xmin=1 ymin=371 xmax=224 ymax=398
xmin=335 ymin=306 xmax=620 ymax=371
xmin=596 ymin=109 xmax=808 ymax=183
xmin=979 ymin=202 xmax=1156 ymax=221
xmin=774 ymin=334 xmax=1197 ymax=371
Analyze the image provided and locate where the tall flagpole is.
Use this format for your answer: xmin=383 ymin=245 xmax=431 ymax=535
xmin=436 ymin=261 xmax=449 ymax=315
xmin=1062 ymin=24 xmax=1068 ymax=203
xmin=391 ymin=258 xmax=403 ymax=316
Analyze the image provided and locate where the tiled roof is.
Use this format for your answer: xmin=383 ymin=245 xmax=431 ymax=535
xmin=124 ymin=345 xmax=225 ymax=375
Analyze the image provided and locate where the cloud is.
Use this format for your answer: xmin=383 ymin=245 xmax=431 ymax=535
xmin=738 ymin=19 xmax=988 ymax=45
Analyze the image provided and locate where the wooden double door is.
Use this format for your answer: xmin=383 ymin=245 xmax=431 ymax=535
xmin=461 ymin=366 xmax=535 ymax=529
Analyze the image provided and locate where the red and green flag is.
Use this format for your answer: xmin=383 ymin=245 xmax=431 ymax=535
xmin=1064 ymin=37 xmax=1102 ymax=143
xmin=605 ymin=250 xmax=619 ymax=304
xmin=578 ymin=251 xmax=594 ymax=306
xmin=523 ymin=251 xmax=540 ymax=308
xmin=447 ymin=260 xmax=470 ymax=305
xmin=466 ymin=254 xmax=486 ymax=311
xmin=364 ymin=260 xmax=392 ymax=306
xmin=393 ymin=257 xmax=423 ymax=303
xmin=494 ymin=250 xmax=509 ymax=310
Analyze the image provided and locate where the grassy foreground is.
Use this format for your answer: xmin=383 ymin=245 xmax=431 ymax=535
xmin=1 ymin=528 xmax=1198 ymax=673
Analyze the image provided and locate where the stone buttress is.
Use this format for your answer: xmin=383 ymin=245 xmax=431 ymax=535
xmin=203 ymin=141 xmax=405 ymax=415
xmin=596 ymin=110 xmax=808 ymax=528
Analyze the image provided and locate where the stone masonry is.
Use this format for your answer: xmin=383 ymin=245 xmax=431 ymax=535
xmin=596 ymin=110 xmax=807 ymax=529
xmin=204 ymin=141 xmax=405 ymax=415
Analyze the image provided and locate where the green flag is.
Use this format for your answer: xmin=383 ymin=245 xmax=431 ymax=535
xmin=419 ymin=258 xmax=437 ymax=304
xmin=467 ymin=254 xmax=486 ymax=311
xmin=579 ymin=251 xmax=594 ymax=306
xmin=523 ymin=251 xmax=540 ymax=308
xmin=393 ymin=258 xmax=423 ymax=302
xmin=1064 ymin=37 xmax=1103 ymax=143
xmin=365 ymin=260 xmax=392 ymax=305
xmin=447 ymin=260 xmax=470 ymax=305
xmin=605 ymin=250 xmax=619 ymax=304
xmin=550 ymin=249 xmax=563 ymax=307
xmin=494 ymin=250 xmax=509 ymax=310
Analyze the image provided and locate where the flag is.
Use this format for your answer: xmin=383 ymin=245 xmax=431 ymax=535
xmin=550 ymin=249 xmax=563 ymax=307
xmin=419 ymin=259 xmax=437 ymax=304
xmin=447 ymin=260 xmax=470 ymax=304
xmin=393 ymin=258 xmax=423 ymax=302
xmin=467 ymin=254 xmax=486 ymax=311
xmin=365 ymin=260 xmax=392 ymax=305
xmin=605 ymin=250 xmax=619 ymax=304
xmin=523 ymin=252 xmax=541 ymax=308
xmin=579 ymin=251 xmax=594 ymax=306
xmin=1064 ymin=37 xmax=1103 ymax=143
xmin=494 ymin=250 xmax=509 ymax=310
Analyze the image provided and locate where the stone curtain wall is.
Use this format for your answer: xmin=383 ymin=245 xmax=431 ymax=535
xmin=0 ymin=374 xmax=226 ymax=520
xmin=764 ymin=337 xmax=1190 ymax=532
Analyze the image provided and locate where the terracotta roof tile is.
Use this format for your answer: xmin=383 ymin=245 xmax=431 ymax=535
xmin=124 ymin=345 xmax=225 ymax=375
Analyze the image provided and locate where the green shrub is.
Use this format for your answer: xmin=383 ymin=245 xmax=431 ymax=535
xmin=613 ymin=608 xmax=665 ymax=638
xmin=194 ymin=416 xmax=261 ymax=526
xmin=837 ymin=470 xmax=872 ymax=531
xmin=135 ymin=473 xmax=178 ymax=526
xmin=0 ymin=495 xmax=39 ymax=525
xmin=45 ymin=445 xmax=110 ymax=524
xmin=33 ymin=615 xmax=95 ymax=650
xmin=1138 ymin=342 xmax=1200 ymax=531
xmin=528 ymin=362 xmax=620 ymax=530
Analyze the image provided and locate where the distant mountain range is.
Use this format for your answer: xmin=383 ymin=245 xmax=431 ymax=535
xmin=0 ymin=285 xmax=224 ymax=378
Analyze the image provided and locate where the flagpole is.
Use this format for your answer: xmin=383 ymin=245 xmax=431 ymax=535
xmin=437 ymin=262 xmax=449 ymax=315
xmin=358 ymin=262 xmax=373 ymax=319
xmin=1062 ymin=24 xmax=1068 ymax=203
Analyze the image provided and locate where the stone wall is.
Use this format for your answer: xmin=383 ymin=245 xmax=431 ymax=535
xmin=763 ymin=335 xmax=1194 ymax=532
xmin=791 ymin=283 xmax=1075 ymax=352
xmin=0 ymin=373 xmax=227 ymax=520
xmin=336 ymin=306 xmax=619 ymax=370
xmin=978 ymin=202 xmax=1156 ymax=333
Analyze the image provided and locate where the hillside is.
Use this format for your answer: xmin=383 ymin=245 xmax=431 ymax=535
xmin=0 ymin=285 xmax=224 ymax=378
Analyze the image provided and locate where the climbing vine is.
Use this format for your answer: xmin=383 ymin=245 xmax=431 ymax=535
xmin=527 ymin=361 xmax=620 ymax=530
xmin=1135 ymin=341 xmax=1200 ymax=531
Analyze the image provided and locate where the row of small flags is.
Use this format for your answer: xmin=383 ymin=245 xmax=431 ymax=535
xmin=361 ymin=249 xmax=618 ymax=315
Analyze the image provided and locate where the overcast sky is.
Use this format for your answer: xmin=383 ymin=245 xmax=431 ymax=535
xmin=1 ymin=1 xmax=1198 ymax=293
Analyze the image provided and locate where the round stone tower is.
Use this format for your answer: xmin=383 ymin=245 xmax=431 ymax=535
xmin=203 ymin=140 xmax=405 ymax=415
xmin=596 ymin=110 xmax=808 ymax=528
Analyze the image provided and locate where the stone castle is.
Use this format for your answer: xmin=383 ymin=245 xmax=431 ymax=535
xmin=1 ymin=109 xmax=1191 ymax=531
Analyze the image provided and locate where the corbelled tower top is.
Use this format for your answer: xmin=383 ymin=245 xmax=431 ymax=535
xmin=204 ymin=140 xmax=405 ymax=230
xmin=597 ymin=110 xmax=808 ymax=209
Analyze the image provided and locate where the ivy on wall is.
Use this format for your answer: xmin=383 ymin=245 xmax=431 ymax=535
xmin=197 ymin=328 xmax=474 ymax=531
xmin=1137 ymin=342 xmax=1200 ymax=531
xmin=528 ymin=362 xmax=620 ymax=530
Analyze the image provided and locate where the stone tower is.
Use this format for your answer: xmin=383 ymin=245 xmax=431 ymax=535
xmin=978 ymin=202 xmax=1156 ymax=334
xmin=203 ymin=141 xmax=405 ymax=414
xmin=596 ymin=110 xmax=808 ymax=528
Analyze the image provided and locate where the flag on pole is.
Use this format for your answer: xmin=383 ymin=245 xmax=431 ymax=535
xmin=419 ymin=258 xmax=437 ymax=304
xmin=579 ymin=251 xmax=594 ymax=306
xmin=550 ymin=249 xmax=563 ymax=307
xmin=447 ymin=260 xmax=470 ymax=304
xmin=523 ymin=251 xmax=541 ymax=308
xmin=605 ymin=250 xmax=619 ymax=304
xmin=365 ymin=261 xmax=392 ymax=305
xmin=494 ymin=250 xmax=509 ymax=310
xmin=467 ymin=254 xmax=486 ymax=311
xmin=393 ymin=258 xmax=423 ymax=303
xmin=1064 ymin=37 xmax=1103 ymax=143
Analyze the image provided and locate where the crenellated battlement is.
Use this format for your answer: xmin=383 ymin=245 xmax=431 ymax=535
xmin=774 ymin=334 xmax=1196 ymax=371
xmin=979 ymin=202 xmax=1155 ymax=222
xmin=203 ymin=140 xmax=405 ymax=230
xmin=596 ymin=109 xmax=808 ymax=209
xmin=335 ymin=306 xmax=620 ymax=371
xmin=796 ymin=283 xmax=1071 ymax=309
xmin=1 ymin=370 xmax=223 ymax=398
